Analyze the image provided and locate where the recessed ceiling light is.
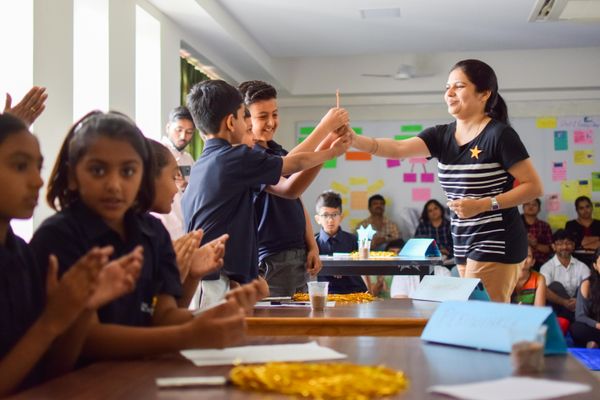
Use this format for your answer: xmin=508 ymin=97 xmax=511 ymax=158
xmin=360 ymin=8 xmax=401 ymax=19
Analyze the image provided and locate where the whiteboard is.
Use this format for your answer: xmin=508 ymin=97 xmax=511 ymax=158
xmin=298 ymin=116 xmax=600 ymax=238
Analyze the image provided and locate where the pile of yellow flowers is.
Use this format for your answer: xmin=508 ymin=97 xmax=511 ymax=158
xmin=230 ymin=362 xmax=409 ymax=400
xmin=350 ymin=250 xmax=397 ymax=258
xmin=292 ymin=292 xmax=376 ymax=304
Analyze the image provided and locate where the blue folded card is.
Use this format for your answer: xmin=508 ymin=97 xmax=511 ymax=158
xmin=399 ymin=238 xmax=441 ymax=257
xmin=411 ymin=276 xmax=490 ymax=302
xmin=421 ymin=301 xmax=567 ymax=355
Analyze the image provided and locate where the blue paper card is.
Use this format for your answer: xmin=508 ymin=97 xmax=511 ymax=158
xmin=421 ymin=301 xmax=567 ymax=355
xmin=411 ymin=276 xmax=490 ymax=302
xmin=399 ymin=238 xmax=441 ymax=257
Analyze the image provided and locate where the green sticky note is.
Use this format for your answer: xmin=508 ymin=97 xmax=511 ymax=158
xmin=297 ymin=136 xmax=306 ymax=144
xmin=323 ymin=158 xmax=337 ymax=169
xmin=299 ymin=127 xmax=315 ymax=135
xmin=592 ymin=172 xmax=600 ymax=192
xmin=401 ymin=125 xmax=422 ymax=132
xmin=352 ymin=127 xmax=363 ymax=135
xmin=395 ymin=134 xmax=415 ymax=141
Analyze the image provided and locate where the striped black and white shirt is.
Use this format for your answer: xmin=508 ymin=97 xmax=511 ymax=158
xmin=418 ymin=119 xmax=528 ymax=265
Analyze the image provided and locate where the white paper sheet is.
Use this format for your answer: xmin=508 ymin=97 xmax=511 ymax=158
xmin=428 ymin=377 xmax=591 ymax=400
xmin=181 ymin=341 xmax=347 ymax=367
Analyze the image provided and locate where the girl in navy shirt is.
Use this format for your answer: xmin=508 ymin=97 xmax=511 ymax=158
xmin=30 ymin=111 xmax=261 ymax=360
xmin=0 ymin=113 xmax=141 ymax=395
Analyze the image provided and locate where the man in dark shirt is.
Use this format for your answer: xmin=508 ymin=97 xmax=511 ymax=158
xmin=314 ymin=191 xmax=368 ymax=294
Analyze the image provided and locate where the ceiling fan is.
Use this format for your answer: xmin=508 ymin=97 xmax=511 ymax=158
xmin=361 ymin=64 xmax=434 ymax=80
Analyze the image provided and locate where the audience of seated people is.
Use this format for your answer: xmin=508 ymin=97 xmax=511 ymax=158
xmin=565 ymin=196 xmax=600 ymax=268
xmin=521 ymin=198 xmax=553 ymax=270
xmin=570 ymin=249 xmax=600 ymax=348
xmin=511 ymin=245 xmax=547 ymax=306
xmin=540 ymin=229 xmax=590 ymax=323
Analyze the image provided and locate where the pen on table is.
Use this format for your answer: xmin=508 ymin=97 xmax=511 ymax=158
xmin=270 ymin=301 xmax=310 ymax=305
xmin=156 ymin=376 xmax=230 ymax=388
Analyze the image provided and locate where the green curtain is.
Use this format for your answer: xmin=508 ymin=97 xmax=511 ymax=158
xmin=180 ymin=57 xmax=209 ymax=159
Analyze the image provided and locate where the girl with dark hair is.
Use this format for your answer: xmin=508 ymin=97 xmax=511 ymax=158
xmin=0 ymin=113 xmax=142 ymax=395
xmin=29 ymin=111 xmax=258 ymax=359
xmin=415 ymin=199 xmax=453 ymax=259
xmin=349 ymin=59 xmax=543 ymax=303
xmin=570 ymin=249 xmax=600 ymax=348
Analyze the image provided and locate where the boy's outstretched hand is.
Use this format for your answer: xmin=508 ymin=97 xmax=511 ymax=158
xmin=87 ymin=246 xmax=144 ymax=309
xmin=4 ymin=86 xmax=47 ymax=126
xmin=329 ymin=130 xmax=352 ymax=157
xmin=318 ymin=107 xmax=349 ymax=134
xmin=42 ymin=247 xmax=112 ymax=336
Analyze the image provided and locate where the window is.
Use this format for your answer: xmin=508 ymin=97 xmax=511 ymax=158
xmin=0 ymin=0 xmax=34 ymax=240
xmin=73 ymin=0 xmax=109 ymax=120
xmin=135 ymin=5 xmax=161 ymax=140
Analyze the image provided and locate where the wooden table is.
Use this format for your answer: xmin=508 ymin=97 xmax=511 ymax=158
xmin=11 ymin=336 xmax=599 ymax=399
xmin=319 ymin=255 xmax=441 ymax=278
xmin=247 ymin=298 xmax=438 ymax=336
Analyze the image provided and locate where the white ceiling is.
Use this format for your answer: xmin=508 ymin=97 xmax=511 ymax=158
xmin=148 ymin=0 xmax=600 ymax=98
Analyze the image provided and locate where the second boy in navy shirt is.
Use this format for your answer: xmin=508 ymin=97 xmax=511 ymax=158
xmin=314 ymin=191 xmax=368 ymax=294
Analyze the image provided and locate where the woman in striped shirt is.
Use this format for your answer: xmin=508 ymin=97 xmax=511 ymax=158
xmin=348 ymin=59 xmax=542 ymax=302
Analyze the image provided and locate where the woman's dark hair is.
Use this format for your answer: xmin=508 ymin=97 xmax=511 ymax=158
xmin=421 ymin=199 xmax=446 ymax=223
xmin=0 ymin=113 xmax=28 ymax=145
xmin=451 ymin=59 xmax=509 ymax=125
xmin=148 ymin=138 xmax=174 ymax=178
xmin=589 ymin=248 xmax=600 ymax=321
xmin=238 ymin=80 xmax=277 ymax=105
xmin=46 ymin=110 xmax=155 ymax=212
xmin=574 ymin=195 xmax=592 ymax=209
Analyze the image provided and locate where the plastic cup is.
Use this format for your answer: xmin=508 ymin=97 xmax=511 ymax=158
xmin=510 ymin=326 xmax=546 ymax=374
xmin=307 ymin=281 xmax=329 ymax=311
xmin=358 ymin=240 xmax=370 ymax=259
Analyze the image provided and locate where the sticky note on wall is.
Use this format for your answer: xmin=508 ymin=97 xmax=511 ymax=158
xmin=536 ymin=117 xmax=557 ymax=129
xmin=573 ymin=129 xmax=593 ymax=144
xmin=350 ymin=191 xmax=368 ymax=210
xmin=574 ymin=150 xmax=594 ymax=165
xmin=412 ymin=187 xmax=431 ymax=202
xmin=386 ymin=159 xmax=401 ymax=168
xmin=592 ymin=172 xmax=600 ymax=192
xmin=552 ymin=162 xmax=567 ymax=182
xmin=548 ymin=214 xmax=569 ymax=231
xmin=546 ymin=194 xmax=561 ymax=212
xmin=553 ymin=131 xmax=568 ymax=151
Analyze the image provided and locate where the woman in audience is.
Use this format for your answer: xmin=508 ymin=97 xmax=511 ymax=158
xmin=570 ymin=248 xmax=600 ymax=348
xmin=511 ymin=245 xmax=546 ymax=306
xmin=414 ymin=199 xmax=453 ymax=260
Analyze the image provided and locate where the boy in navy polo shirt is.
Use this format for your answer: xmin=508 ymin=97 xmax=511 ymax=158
xmin=239 ymin=80 xmax=350 ymax=296
xmin=314 ymin=191 xmax=368 ymax=294
xmin=182 ymin=80 xmax=351 ymax=307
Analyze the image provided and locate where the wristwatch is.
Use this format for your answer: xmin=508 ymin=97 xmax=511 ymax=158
xmin=490 ymin=197 xmax=500 ymax=211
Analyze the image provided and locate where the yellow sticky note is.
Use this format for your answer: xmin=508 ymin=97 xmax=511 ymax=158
xmin=349 ymin=176 xmax=368 ymax=186
xmin=574 ymin=150 xmax=594 ymax=165
xmin=593 ymin=202 xmax=600 ymax=220
xmin=547 ymin=214 xmax=569 ymax=231
xmin=367 ymin=179 xmax=385 ymax=193
xmin=561 ymin=180 xmax=578 ymax=202
xmin=330 ymin=181 xmax=349 ymax=195
xmin=536 ymin=117 xmax=557 ymax=129
xmin=577 ymin=180 xmax=592 ymax=198
xmin=349 ymin=218 xmax=364 ymax=232
xmin=341 ymin=197 xmax=348 ymax=206
xmin=350 ymin=191 xmax=368 ymax=210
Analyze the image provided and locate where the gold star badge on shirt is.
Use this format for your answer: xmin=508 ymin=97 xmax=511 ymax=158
xmin=470 ymin=145 xmax=483 ymax=159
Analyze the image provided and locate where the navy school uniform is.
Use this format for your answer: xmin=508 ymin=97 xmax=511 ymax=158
xmin=315 ymin=228 xmax=368 ymax=294
xmin=29 ymin=200 xmax=182 ymax=327
xmin=253 ymin=141 xmax=306 ymax=262
xmin=0 ymin=227 xmax=45 ymax=389
xmin=181 ymin=138 xmax=283 ymax=284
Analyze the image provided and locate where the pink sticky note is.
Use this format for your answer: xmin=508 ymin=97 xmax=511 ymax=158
xmin=386 ymin=159 xmax=401 ymax=168
xmin=403 ymin=173 xmax=417 ymax=183
xmin=547 ymin=194 xmax=560 ymax=212
xmin=552 ymin=162 xmax=566 ymax=182
xmin=573 ymin=129 xmax=593 ymax=145
xmin=409 ymin=157 xmax=428 ymax=164
xmin=412 ymin=187 xmax=431 ymax=201
xmin=421 ymin=173 xmax=434 ymax=183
